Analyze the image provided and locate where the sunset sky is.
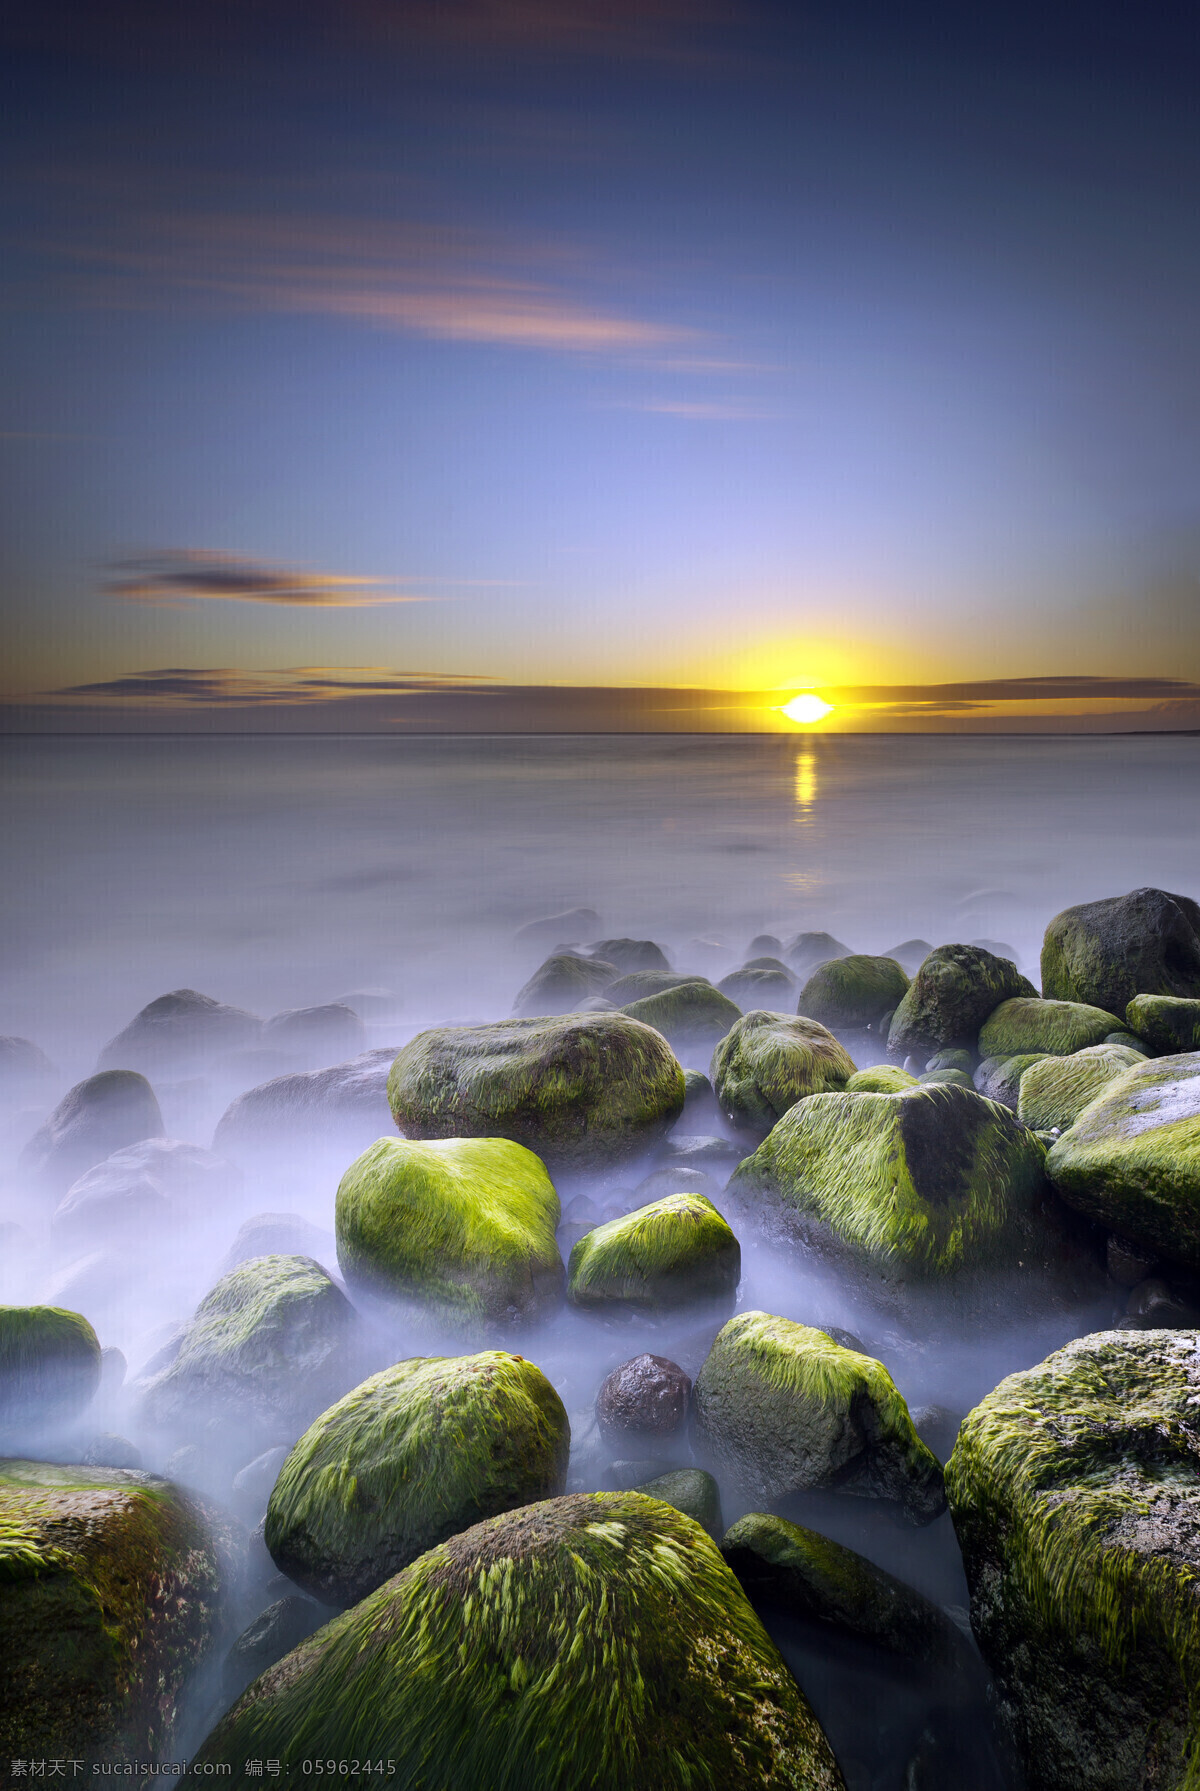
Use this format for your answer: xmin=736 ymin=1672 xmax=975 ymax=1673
xmin=3 ymin=0 xmax=1199 ymax=732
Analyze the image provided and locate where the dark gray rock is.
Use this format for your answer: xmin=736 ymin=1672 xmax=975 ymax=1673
xmin=635 ymin=1467 xmax=723 ymax=1537
xmin=596 ymin=1353 xmax=691 ymax=1444
xmin=887 ymin=945 xmax=1036 ymax=1055
xmin=587 ymin=939 xmax=671 ymax=974
xmin=19 ymin=1071 xmax=165 ymax=1195
xmin=97 ymin=988 xmax=260 ymax=1075
xmin=212 ymin=1047 xmax=396 ymax=1156
xmin=512 ymin=954 xmax=617 ymax=1017
xmin=222 ymin=1594 xmax=326 ymax=1703
xmin=261 ymin=1004 xmax=367 ymax=1064
xmin=1042 ymin=887 xmax=1200 ymax=1014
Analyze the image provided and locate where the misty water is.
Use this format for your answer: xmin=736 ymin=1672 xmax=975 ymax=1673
xmin=3 ymin=730 xmax=1199 ymax=1785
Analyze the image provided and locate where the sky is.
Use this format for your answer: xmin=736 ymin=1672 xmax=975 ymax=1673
xmin=2 ymin=0 xmax=1199 ymax=733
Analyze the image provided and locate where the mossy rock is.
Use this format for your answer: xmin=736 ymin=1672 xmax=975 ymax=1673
xmin=917 ymin=1067 xmax=974 ymax=1088
xmin=692 ymin=1312 xmax=944 ymax=1522
xmin=946 ymin=1329 xmax=1200 ymax=1790
xmin=604 ymin=969 xmax=700 ymax=1003
xmin=973 ymin=1052 xmax=1050 ymax=1110
xmin=1127 ymin=994 xmax=1200 ymax=1056
xmin=798 ymin=955 xmax=910 ymax=1029
xmin=336 ymin=1136 xmax=563 ymax=1324
xmin=387 ymin=1013 xmax=685 ymax=1172
xmin=721 ymin=1511 xmax=967 ymax=1671
xmin=887 ymin=945 xmax=1036 ymax=1055
xmin=512 ymin=953 xmax=617 ymax=1018
xmin=728 ymin=1083 xmax=1057 ymax=1296
xmin=0 ymin=1306 xmax=101 ymax=1436
xmin=1106 ymin=1030 xmax=1151 ymax=1056
xmin=620 ymin=981 xmax=744 ymax=1048
xmin=785 ymin=932 xmax=852 ymax=975
xmin=141 ymin=1254 xmax=355 ymax=1435
xmin=1017 ymin=1044 xmax=1146 ymax=1133
xmin=195 ymin=1492 xmax=846 ymax=1790
xmin=1042 ymin=886 xmax=1200 ymax=1014
xmin=0 ymin=1459 xmax=218 ymax=1761
xmin=718 ymin=966 xmax=796 ymax=1009
xmin=567 ymin=1193 xmax=739 ymax=1311
xmin=265 ymin=1351 xmax=569 ymax=1606
xmin=1046 ymin=1051 xmax=1200 ymax=1270
xmin=845 ymin=1064 xmax=918 ymax=1094
xmin=632 ymin=1468 xmax=723 ymax=1538
xmin=979 ymin=997 xmax=1123 ymax=1059
xmin=926 ymin=1048 xmax=975 ymax=1074
xmin=18 ymin=1071 xmax=165 ymax=1196
xmin=588 ymin=938 xmax=671 ymax=974
xmin=711 ymin=1011 xmax=856 ymax=1137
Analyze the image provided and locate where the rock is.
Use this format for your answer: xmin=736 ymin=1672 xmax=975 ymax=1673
xmin=728 ymin=1082 xmax=1058 ymax=1301
xmin=711 ymin=1011 xmax=856 ymax=1136
xmin=220 ymin=1211 xmax=336 ymax=1275
xmin=620 ymin=981 xmax=744 ymax=1047
xmin=1121 ymin=1276 xmax=1200 ymax=1329
xmin=799 ymin=955 xmax=911 ymax=1029
xmin=693 ymin=1313 xmax=944 ymax=1522
xmin=195 ymin=1492 xmax=845 ymax=1789
xmin=722 ymin=1511 xmax=968 ymax=1671
xmin=53 ymin=1137 xmax=240 ymax=1249
xmin=926 ymin=1048 xmax=975 ymax=1074
xmin=743 ymin=955 xmax=795 ymax=974
xmin=18 ymin=1070 xmax=165 ymax=1195
xmin=747 ymin=933 xmax=784 ymax=956
xmin=333 ymin=986 xmax=403 ymax=1020
xmin=846 ymin=1064 xmax=919 ymax=1093
xmin=1106 ymin=1234 xmax=1158 ymax=1287
xmin=0 ymin=1459 xmax=218 ymax=1760
xmin=979 ymin=997 xmax=1123 ymax=1058
xmin=946 ymin=1329 xmax=1200 ymax=1791
xmin=1042 ymin=886 xmax=1200 ymax=1014
xmin=785 ymin=931 xmax=853 ymax=975
xmin=659 ymin=1131 xmax=739 ymax=1166
xmin=97 ymin=987 xmax=260 ymax=1075
xmin=972 ymin=1053 xmax=1048 ymax=1109
xmin=885 ymin=939 xmax=934 ymax=975
xmin=1105 ymin=1029 xmax=1150 ymax=1055
xmin=602 ymin=969 xmax=697 ymax=1003
xmin=223 ymin=1594 xmax=326 ymax=1703
xmin=513 ymin=907 xmax=601 ymax=951
xmin=1017 ymin=1043 xmax=1146 ymax=1131
xmin=512 ymin=953 xmax=618 ymax=1017
xmin=1046 ymin=1051 xmax=1200 ymax=1270
xmin=887 ymin=946 xmax=1036 ymax=1055
xmin=633 ymin=1164 xmax=716 ymax=1202
xmin=970 ymin=937 xmax=1021 ymax=963
xmin=1126 ymin=993 xmax=1200 ymax=1055
xmin=0 ymin=1305 xmax=101 ymax=1437
xmin=388 ymin=1012 xmax=684 ymax=1171
xmin=682 ymin=1067 xmax=714 ymax=1106
xmin=266 ymin=1351 xmax=570 ymax=1607
xmin=212 ymin=1047 xmax=396 ymax=1157
xmin=336 ymin=1135 xmax=563 ymax=1323
xmin=588 ymin=938 xmax=671 ymax=974
xmin=596 ymin=1353 xmax=691 ymax=1443
xmin=719 ymin=965 xmax=797 ymax=1008
xmin=140 ymin=1254 xmax=355 ymax=1437
xmin=261 ymin=1003 xmax=367 ymax=1064
xmin=568 ymin=1193 xmax=739 ymax=1311
xmin=79 ymin=1431 xmax=142 ymax=1470
xmin=0 ymin=1036 xmax=54 ymax=1093
xmin=634 ymin=1468 xmax=722 ymax=1537
xmin=231 ymin=1444 xmax=291 ymax=1515
xmin=909 ymin=1403 xmax=964 ymax=1461
xmin=918 ymin=1068 xmax=975 ymax=1088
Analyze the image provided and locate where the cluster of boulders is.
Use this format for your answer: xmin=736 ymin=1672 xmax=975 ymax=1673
xmin=2 ymin=884 xmax=1200 ymax=1785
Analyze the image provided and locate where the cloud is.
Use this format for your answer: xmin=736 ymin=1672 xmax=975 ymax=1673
xmin=818 ymin=675 xmax=1200 ymax=704
xmin=44 ymin=666 xmax=491 ymax=705
xmin=103 ymin=550 xmax=437 ymax=608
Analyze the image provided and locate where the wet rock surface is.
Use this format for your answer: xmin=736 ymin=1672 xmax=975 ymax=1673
xmin=595 ymin=1351 xmax=692 ymax=1442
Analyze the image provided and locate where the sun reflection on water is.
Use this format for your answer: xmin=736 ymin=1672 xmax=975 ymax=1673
xmin=794 ymin=741 xmax=818 ymax=822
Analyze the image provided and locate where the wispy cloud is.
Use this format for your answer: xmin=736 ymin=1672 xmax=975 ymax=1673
xmin=103 ymin=549 xmax=437 ymax=609
xmin=608 ymin=397 xmax=773 ymax=420
xmin=42 ymin=666 xmax=492 ymax=706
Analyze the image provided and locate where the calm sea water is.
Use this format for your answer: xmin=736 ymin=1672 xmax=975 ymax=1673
xmin=2 ymin=731 xmax=1198 ymax=1783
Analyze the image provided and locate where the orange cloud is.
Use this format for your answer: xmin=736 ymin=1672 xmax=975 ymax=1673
xmin=104 ymin=550 xmax=438 ymax=608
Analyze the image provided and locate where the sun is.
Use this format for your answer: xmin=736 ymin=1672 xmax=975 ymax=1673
xmin=780 ymin=693 xmax=833 ymax=725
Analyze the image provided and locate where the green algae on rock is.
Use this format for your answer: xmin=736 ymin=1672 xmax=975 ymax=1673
xmin=711 ymin=1010 xmax=856 ymax=1137
xmin=887 ymin=945 xmax=1035 ymax=1056
xmin=265 ymin=1351 xmax=569 ymax=1606
xmin=973 ymin=1053 xmax=1050 ymax=1109
xmin=387 ymin=1012 xmax=685 ymax=1172
xmin=511 ymin=953 xmax=617 ymax=1018
xmin=1127 ymin=994 xmax=1200 ymax=1056
xmin=728 ymin=1082 xmax=1056 ymax=1295
xmin=1045 ymin=1051 xmax=1200 ymax=1270
xmin=567 ymin=1192 xmax=739 ymax=1311
xmin=1041 ymin=886 xmax=1200 ymax=1015
xmin=845 ymin=1064 xmax=919 ymax=1094
xmin=946 ymin=1329 xmax=1200 ymax=1790
xmin=797 ymin=955 xmax=910 ymax=1030
xmin=0 ymin=1459 xmax=218 ymax=1762
xmin=979 ymin=997 xmax=1123 ymax=1059
xmin=692 ymin=1312 xmax=944 ymax=1522
xmin=196 ymin=1492 xmax=846 ymax=1790
xmin=336 ymin=1136 xmax=563 ymax=1323
xmin=619 ymin=980 xmax=744 ymax=1048
xmin=632 ymin=1468 xmax=723 ymax=1538
xmin=917 ymin=1067 xmax=975 ymax=1088
xmin=0 ymin=1305 xmax=101 ymax=1434
xmin=1017 ymin=1044 xmax=1146 ymax=1133
xmin=721 ymin=1511 xmax=968 ymax=1672
xmin=141 ymin=1253 xmax=355 ymax=1435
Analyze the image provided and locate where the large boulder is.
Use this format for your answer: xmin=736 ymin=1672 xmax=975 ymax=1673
xmin=140 ymin=1254 xmax=355 ymax=1437
xmin=0 ymin=1459 xmax=218 ymax=1761
xmin=1042 ymin=886 xmax=1200 ymax=1014
xmin=604 ymin=969 xmax=699 ymax=1004
xmin=97 ymin=987 xmax=260 ymax=1074
xmin=785 ymin=932 xmax=852 ymax=975
xmin=711 ymin=1011 xmax=856 ymax=1136
xmin=18 ymin=1071 xmax=164 ymax=1196
xmin=1126 ymin=994 xmax=1200 ymax=1055
xmin=973 ymin=1052 xmax=1050 ymax=1109
xmin=692 ymin=1312 xmax=945 ymax=1522
xmin=979 ymin=997 xmax=1123 ymax=1059
xmin=728 ymin=1082 xmax=1060 ymax=1301
xmin=0 ymin=1305 xmax=101 ymax=1439
xmin=387 ymin=1013 xmax=685 ymax=1172
xmin=887 ymin=945 xmax=1036 ymax=1055
xmin=261 ymin=1003 xmax=367 ymax=1064
xmin=567 ymin=1192 xmax=739 ymax=1311
xmin=512 ymin=953 xmax=617 ymax=1017
xmin=596 ymin=1353 xmax=691 ymax=1445
xmin=335 ymin=1136 xmax=563 ymax=1323
xmin=195 ymin=1492 xmax=846 ymax=1789
xmin=265 ymin=1351 xmax=570 ymax=1606
xmin=845 ymin=1063 xmax=918 ymax=1094
xmin=619 ymin=980 xmax=743 ymax=1048
xmin=53 ymin=1137 xmax=240 ymax=1250
xmin=1046 ymin=1052 xmax=1200 ymax=1270
xmin=798 ymin=955 xmax=910 ymax=1030
xmin=213 ymin=1047 xmax=396 ymax=1157
xmin=946 ymin=1329 xmax=1200 ymax=1790
xmin=588 ymin=938 xmax=670 ymax=974
xmin=718 ymin=965 xmax=796 ymax=1009
xmin=1016 ymin=1043 xmax=1146 ymax=1132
